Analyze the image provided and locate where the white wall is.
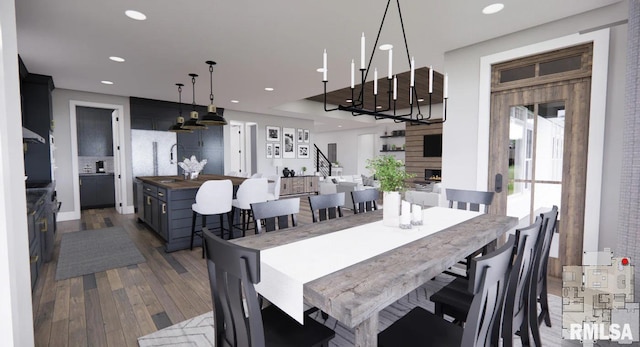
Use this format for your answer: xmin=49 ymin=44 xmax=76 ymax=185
xmin=315 ymin=122 xmax=405 ymax=176
xmin=442 ymin=2 xmax=628 ymax=251
xmin=51 ymin=89 xmax=133 ymax=219
xmin=0 ymin=0 xmax=35 ymax=344
xmin=222 ymin=110 xmax=316 ymax=176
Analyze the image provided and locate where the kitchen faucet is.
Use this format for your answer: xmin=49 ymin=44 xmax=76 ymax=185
xmin=170 ymin=143 xmax=185 ymax=164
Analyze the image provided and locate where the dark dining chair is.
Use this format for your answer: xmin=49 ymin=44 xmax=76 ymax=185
xmin=446 ymin=188 xmax=494 ymax=213
xmin=528 ymin=206 xmax=558 ymax=346
xmin=308 ymin=192 xmax=345 ymax=222
xmin=250 ymin=198 xmax=299 ymax=233
xmin=378 ymin=232 xmax=516 ymax=347
xmin=430 ymin=217 xmax=543 ymax=344
xmin=202 ymin=228 xmax=335 ymax=347
xmin=351 ymin=189 xmax=379 ymax=214
xmin=444 ymin=188 xmax=495 ymax=278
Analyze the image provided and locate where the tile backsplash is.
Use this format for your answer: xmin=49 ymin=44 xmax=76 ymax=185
xmin=79 ymin=156 xmax=114 ymax=173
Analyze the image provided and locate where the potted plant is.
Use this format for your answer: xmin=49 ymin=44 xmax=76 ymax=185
xmin=366 ymin=155 xmax=415 ymax=226
xmin=301 ymin=166 xmax=307 ymax=175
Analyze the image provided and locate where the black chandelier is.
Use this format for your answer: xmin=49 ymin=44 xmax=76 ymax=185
xmin=168 ymin=83 xmax=193 ymax=133
xmin=321 ymin=0 xmax=448 ymax=125
xmin=199 ymin=60 xmax=227 ymax=125
xmin=182 ymin=73 xmax=208 ymax=130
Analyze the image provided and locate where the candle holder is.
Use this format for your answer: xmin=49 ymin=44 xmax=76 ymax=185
xmin=320 ymin=0 xmax=448 ymax=126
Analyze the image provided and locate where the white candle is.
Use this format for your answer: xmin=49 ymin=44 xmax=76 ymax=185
xmin=351 ymin=59 xmax=355 ymax=89
xmin=374 ymin=68 xmax=378 ymax=95
xmin=393 ymin=75 xmax=397 ymax=100
xmin=361 ymin=33 xmax=366 ymax=70
xmin=401 ymin=200 xmax=411 ymax=225
xmin=443 ymin=73 xmax=448 ymax=99
xmin=412 ymin=204 xmax=422 ymax=223
xmin=323 ymin=49 xmax=327 ymax=82
xmin=388 ymin=49 xmax=393 ymax=79
xmin=410 ymin=56 xmax=415 ymax=87
xmin=428 ymin=65 xmax=433 ymax=94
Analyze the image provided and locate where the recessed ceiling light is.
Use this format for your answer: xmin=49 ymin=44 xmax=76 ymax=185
xmin=125 ymin=10 xmax=147 ymax=20
xmin=264 ymin=87 xmax=274 ymax=91
xmin=231 ymin=100 xmax=239 ymax=103
xmin=379 ymin=44 xmax=393 ymax=51
xmin=338 ymin=125 xmax=343 ymax=128
xmin=101 ymin=80 xmax=114 ymax=85
xmin=109 ymin=56 xmax=125 ymax=62
xmin=482 ymin=3 xmax=504 ymax=14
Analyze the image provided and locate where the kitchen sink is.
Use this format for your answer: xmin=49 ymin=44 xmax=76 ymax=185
xmin=158 ymin=179 xmax=177 ymax=183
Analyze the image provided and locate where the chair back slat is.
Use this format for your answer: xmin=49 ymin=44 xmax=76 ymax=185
xmin=462 ymin=234 xmax=516 ymax=347
xmin=251 ymin=198 xmax=300 ymax=233
xmin=308 ymin=192 xmax=345 ymax=223
xmin=446 ymin=188 xmax=494 ymax=213
xmin=203 ymin=228 xmax=265 ymax=347
xmin=351 ymin=189 xmax=379 ymax=214
xmin=502 ymin=217 xmax=543 ymax=345
xmin=536 ymin=206 xmax=558 ymax=291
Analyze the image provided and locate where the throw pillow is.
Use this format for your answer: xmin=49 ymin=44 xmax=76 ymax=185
xmin=331 ymin=178 xmax=338 ymax=184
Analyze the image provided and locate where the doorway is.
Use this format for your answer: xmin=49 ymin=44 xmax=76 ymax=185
xmin=228 ymin=121 xmax=256 ymax=176
xmin=488 ymin=43 xmax=593 ymax=276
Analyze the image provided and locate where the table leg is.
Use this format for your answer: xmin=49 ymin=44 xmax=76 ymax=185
xmin=354 ymin=313 xmax=378 ymax=347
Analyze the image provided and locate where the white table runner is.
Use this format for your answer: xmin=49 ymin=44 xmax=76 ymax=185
xmin=255 ymin=206 xmax=481 ymax=323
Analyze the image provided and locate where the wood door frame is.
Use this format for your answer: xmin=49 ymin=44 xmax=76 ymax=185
xmin=489 ymin=78 xmax=592 ymax=276
xmin=477 ymin=30 xmax=610 ymax=257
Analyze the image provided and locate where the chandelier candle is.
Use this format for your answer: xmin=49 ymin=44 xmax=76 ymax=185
xmin=323 ymin=49 xmax=327 ymax=81
xmin=361 ymin=33 xmax=366 ymax=69
xmin=319 ymin=0 xmax=448 ymax=125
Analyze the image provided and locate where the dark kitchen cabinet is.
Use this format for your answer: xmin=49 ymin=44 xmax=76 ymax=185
xmin=177 ymin=125 xmax=224 ymax=175
xmin=26 ymin=184 xmax=55 ymax=291
xmin=20 ymin=57 xmax=55 ymax=182
xmin=76 ymin=107 xmax=114 ymax=156
xmin=130 ymin=97 xmax=185 ymax=131
xmin=130 ymin=97 xmax=225 ymax=175
xmin=142 ymin=183 xmax=168 ymax=241
xmin=79 ymin=174 xmax=115 ymax=209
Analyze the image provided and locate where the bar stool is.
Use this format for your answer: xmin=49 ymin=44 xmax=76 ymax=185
xmin=231 ymin=178 xmax=268 ymax=237
xmin=190 ymin=180 xmax=233 ymax=257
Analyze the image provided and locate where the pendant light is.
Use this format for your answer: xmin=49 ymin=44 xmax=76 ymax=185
xmin=168 ymin=83 xmax=193 ymax=133
xmin=182 ymin=73 xmax=208 ymax=130
xmin=199 ymin=60 xmax=227 ymax=125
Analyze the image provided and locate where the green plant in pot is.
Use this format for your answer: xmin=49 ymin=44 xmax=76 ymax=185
xmin=366 ymin=155 xmax=415 ymax=226
xmin=366 ymin=155 xmax=414 ymax=192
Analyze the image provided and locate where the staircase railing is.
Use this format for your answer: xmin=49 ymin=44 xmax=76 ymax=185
xmin=314 ymin=144 xmax=332 ymax=177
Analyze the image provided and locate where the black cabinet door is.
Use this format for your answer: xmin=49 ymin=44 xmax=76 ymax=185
xmin=79 ymin=176 xmax=98 ymax=209
xmin=76 ymin=107 xmax=114 ymax=156
xmin=96 ymin=175 xmax=116 ymax=206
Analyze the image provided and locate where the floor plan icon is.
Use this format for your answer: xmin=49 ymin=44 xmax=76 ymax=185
xmin=562 ymin=249 xmax=639 ymax=345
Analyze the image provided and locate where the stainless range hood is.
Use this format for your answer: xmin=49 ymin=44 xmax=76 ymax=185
xmin=22 ymin=127 xmax=45 ymax=143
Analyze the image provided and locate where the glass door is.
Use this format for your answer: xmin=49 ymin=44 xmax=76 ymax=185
xmin=507 ymin=102 xmax=564 ymax=229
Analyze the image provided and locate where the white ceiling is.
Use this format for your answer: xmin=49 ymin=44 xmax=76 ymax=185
xmin=15 ymin=0 xmax=620 ymax=132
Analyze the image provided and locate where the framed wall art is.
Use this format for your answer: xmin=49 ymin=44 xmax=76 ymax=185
xmin=266 ymin=143 xmax=273 ymax=158
xmin=282 ymin=127 xmax=295 ymax=158
xmin=297 ymin=128 xmax=304 ymax=142
xmin=273 ymin=143 xmax=281 ymax=158
xmin=303 ymin=129 xmax=310 ymax=143
xmin=266 ymin=126 xmax=280 ymax=142
xmin=298 ymin=144 xmax=310 ymax=159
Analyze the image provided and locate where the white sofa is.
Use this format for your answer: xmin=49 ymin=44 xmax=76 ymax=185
xmin=318 ymin=175 xmax=379 ymax=209
xmin=404 ymin=183 xmax=443 ymax=207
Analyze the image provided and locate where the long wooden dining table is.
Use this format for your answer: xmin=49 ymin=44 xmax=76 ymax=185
xmin=231 ymin=207 xmax=518 ymax=347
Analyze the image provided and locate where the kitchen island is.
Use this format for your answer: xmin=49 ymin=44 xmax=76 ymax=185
xmin=135 ymin=174 xmax=246 ymax=252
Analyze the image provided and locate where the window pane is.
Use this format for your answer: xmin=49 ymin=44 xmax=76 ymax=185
xmin=500 ymin=65 xmax=535 ymax=83
xmin=539 ymin=56 xmax=582 ymax=76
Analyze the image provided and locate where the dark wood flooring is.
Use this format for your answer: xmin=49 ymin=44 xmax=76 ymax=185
xmin=32 ymin=198 xmax=561 ymax=346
